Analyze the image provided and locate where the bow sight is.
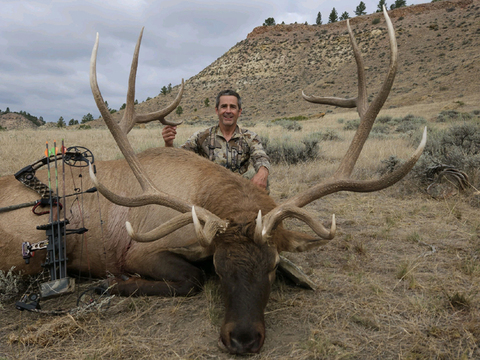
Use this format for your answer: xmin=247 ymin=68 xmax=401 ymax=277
xmin=11 ymin=144 xmax=96 ymax=311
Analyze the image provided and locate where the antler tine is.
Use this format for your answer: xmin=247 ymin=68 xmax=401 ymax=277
xmin=119 ymin=28 xmax=184 ymax=134
xmin=89 ymin=30 xmax=228 ymax=245
xmin=260 ymin=8 xmax=426 ymax=242
xmin=133 ymin=79 xmax=185 ymax=128
xmin=302 ymin=18 xmax=367 ymax=115
xmin=261 ymin=128 xmax=427 ymax=239
xmin=304 ymin=6 xmax=397 ymax=180
xmin=90 ymin=31 xmax=157 ymax=193
xmin=301 ymin=17 xmax=367 ymax=114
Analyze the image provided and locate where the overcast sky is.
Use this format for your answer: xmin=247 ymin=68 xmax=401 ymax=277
xmin=0 ymin=0 xmax=426 ymax=123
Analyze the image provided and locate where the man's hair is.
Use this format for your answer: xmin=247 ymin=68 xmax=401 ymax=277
xmin=215 ymin=89 xmax=242 ymax=109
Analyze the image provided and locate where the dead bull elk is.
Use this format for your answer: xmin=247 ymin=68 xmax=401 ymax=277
xmin=0 ymin=7 xmax=426 ymax=355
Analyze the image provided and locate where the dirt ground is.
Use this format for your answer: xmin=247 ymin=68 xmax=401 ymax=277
xmin=1 ymin=171 xmax=479 ymax=359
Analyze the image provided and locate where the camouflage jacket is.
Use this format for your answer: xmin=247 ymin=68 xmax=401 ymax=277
xmin=181 ymin=125 xmax=271 ymax=175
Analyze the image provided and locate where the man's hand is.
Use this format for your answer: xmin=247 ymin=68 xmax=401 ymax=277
xmin=162 ymin=125 xmax=177 ymax=147
xmin=251 ymin=166 xmax=269 ymax=190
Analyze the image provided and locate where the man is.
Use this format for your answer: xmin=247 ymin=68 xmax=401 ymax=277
xmin=162 ymin=90 xmax=270 ymax=190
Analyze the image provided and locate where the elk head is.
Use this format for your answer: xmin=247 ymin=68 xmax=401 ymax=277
xmin=89 ymin=7 xmax=426 ymax=355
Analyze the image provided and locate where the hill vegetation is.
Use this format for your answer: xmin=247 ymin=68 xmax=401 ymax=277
xmin=113 ymin=0 xmax=478 ymax=126
xmin=1 ymin=0 xmax=478 ymax=130
xmin=0 ymin=108 xmax=45 ymax=130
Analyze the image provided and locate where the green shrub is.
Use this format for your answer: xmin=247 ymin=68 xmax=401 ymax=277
xmin=378 ymin=155 xmax=402 ymax=175
xmin=262 ymin=135 xmax=319 ymax=164
xmin=273 ymin=119 xmax=303 ymax=131
xmin=394 ymin=114 xmax=427 ymax=133
xmin=309 ymin=129 xmax=342 ymax=141
xmin=410 ymin=123 xmax=480 ymax=187
xmin=436 ymin=110 xmax=474 ymax=122
xmin=372 ymin=123 xmax=391 ymax=134
xmin=343 ymin=119 xmax=360 ymax=131
xmin=377 ymin=115 xmax=394 ymax=124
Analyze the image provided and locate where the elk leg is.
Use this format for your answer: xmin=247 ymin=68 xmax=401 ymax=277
xmin=111 ymin=250 xmax=204 ymax=297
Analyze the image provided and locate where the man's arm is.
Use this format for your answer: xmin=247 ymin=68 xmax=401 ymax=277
xmin=246 ymin=130 xmax=271 ymax=190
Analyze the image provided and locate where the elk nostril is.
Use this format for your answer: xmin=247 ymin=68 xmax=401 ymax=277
xmin=229 ymin=330 xmax=263 ymax=354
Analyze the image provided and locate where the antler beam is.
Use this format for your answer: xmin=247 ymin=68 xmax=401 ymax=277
xmin=89 ymin=29 xmax=228 ymax=246
xmin=259 ymin=7 xmax=426 ymax=242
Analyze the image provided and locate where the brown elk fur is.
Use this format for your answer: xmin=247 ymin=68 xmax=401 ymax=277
xmin=0 ymin=146 xmax=295 ymax=278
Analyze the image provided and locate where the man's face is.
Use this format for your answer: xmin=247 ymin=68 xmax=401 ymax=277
xmin=216 ymin=95 xmax=242 ymax=128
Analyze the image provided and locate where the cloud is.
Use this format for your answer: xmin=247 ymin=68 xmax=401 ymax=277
xmin=0 ymin=0 xmax=426 ymax=122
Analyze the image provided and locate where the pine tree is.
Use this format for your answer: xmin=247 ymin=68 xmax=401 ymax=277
xmin=175 ymin=106 xmax=183 ymax=116
xmin=390 ymin=0 xmax=407 ymax=9
xmin=328 ymin=8 xmax=338 ymax=23
xmin=57 ymin=116 xmax=66 ymax=128
xmin=377 ymin=0 xmax=388 ymax=12
xmin=355 ymin=1 xmax=367 ymax=16
xmin=316 ymin=12 xmax=322 ymax=25
xmin=81 ymin=113 xmax=94 ymax=124
xmin=263 ymin=17 xmax=276 ymax=26
xmin=340 ymin=11 xmax=350 ymax=20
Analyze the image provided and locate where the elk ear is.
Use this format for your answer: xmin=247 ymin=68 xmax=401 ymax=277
xmin=280 ymin=230 xmax=331 ymax=253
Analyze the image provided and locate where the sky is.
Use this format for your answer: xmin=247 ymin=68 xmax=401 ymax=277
xmin=0 ymin=0 xmax=427 ymax=123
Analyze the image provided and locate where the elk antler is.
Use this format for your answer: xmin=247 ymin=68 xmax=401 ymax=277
xmin=89 ymin=29 xmax=228 ymax=246
xmin=259 ymin=7 xmax=427 ymax=242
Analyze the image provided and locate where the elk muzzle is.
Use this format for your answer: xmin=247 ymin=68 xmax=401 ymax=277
xmin=219 ymin=319 xmax=265 ymax=354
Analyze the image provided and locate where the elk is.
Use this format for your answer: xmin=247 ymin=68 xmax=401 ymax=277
xmin=0 ymin=8 xmax=425 ymax=355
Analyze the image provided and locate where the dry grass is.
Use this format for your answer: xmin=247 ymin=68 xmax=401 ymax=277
xmin=1 ymin=111 xmax=479 ymax=359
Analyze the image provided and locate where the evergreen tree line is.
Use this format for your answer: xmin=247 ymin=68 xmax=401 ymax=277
xmin=263 ymin=0 xmax=408 ymax=26
xmin=0 ymin=107 xmax=45 ymax=127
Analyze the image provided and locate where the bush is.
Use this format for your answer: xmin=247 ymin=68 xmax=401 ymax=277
xmin=318 ymin=129 xmax=342 ymax=141
xmin=372 ymin=123 xmax=391 ymax=134
xmin=262 ymin=135 xmax=319 ymax=164
xmin=343 ymin=119 xmax=360 ymax=131
xmin=436 ymin=110 xmax=474 ymax=122
xmin=410 ymin=123 xmax=480 ymax=187
xmin=273 ymin=119 xmax=302 ymax=131
xmin=377 ymin=115 xmax=394 ymax=124
xmin=0 ymin=267 xmax=26 ymax=304
xmin=394 ymin=114 xmax=427 ymax=133
xmin=378 ymin=155 xmax=402 ymax=175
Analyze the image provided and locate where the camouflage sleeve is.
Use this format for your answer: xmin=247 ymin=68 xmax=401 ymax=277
xmin=180 ymin=130 xmax=203 ymax=154
xmin=245 ymin=130 xmax=271 ymax=173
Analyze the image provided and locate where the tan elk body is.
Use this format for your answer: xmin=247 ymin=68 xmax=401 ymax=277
xmin=0 ymin=8 xmax=426 ymax=355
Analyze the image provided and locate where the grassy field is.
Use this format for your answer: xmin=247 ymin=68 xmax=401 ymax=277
xmin=1 ymin=107 xmax=479 ymax=359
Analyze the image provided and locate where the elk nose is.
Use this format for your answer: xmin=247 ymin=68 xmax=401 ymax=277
xmin=228 ymin=329 xmax=264 ymax=354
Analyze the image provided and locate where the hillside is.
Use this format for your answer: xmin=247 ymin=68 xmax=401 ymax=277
xmin=4 ymin=0 xmax=480 ymax=130
xmin=109 ymin=0 xmax=477 ymax=126
xmin=0 ymin=113 xmax=39 ymax=130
